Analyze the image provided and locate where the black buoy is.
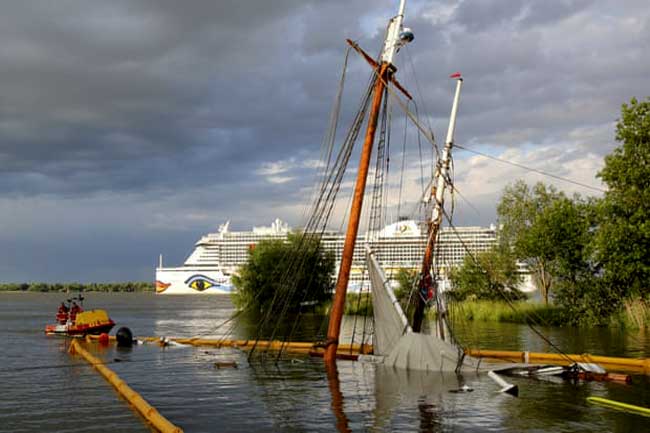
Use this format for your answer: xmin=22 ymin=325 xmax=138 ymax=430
xmin=116 ymin=327 xmax=134 ymax=347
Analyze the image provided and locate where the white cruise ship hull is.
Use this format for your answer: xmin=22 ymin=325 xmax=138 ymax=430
xmin=154 ymin=219 xmax=516 ymax=295
xmin=155 ymin=267 xmax=233 ymax=295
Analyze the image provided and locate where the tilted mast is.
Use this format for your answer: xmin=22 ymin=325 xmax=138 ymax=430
xmin=324 ymin=0 xmax=411 ymax=363
xmin=412 ymin=74 xmax=464 ymax=333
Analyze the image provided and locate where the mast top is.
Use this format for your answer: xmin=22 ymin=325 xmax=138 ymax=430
xmin=380 ymin=0 xmax=413 ymax=65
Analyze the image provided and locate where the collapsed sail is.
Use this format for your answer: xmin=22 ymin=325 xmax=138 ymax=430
xmin=367 ymin=248 xmax=467 ymax=372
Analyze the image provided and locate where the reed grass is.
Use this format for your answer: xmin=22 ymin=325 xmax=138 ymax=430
xmin=609 ymin=298 xmax=650 ymax=329
xmin=344 ymin=293 xmax=373 ymax=315
xmin=444 ymin=300 xmax=567 ymax=326
xmin=318 ymin=295 xmax=650 ymax=329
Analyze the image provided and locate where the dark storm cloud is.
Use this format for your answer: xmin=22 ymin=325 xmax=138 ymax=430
xmin=0 ymin=0 xmax=648 ymax=281
xmin=452 ymin=0 xmax=594 ymax=32
xmin=0 ymin=0 xmax=386 ymax=198
xmin=399 ymin=0 xmax=648 ymax=158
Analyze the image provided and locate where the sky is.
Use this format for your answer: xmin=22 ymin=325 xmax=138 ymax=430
xmin=0 ymin=0 xmax=647 ymax=282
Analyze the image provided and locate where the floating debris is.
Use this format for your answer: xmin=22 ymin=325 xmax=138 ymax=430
xmin=449 ymin=385 xmax=474 ymax=393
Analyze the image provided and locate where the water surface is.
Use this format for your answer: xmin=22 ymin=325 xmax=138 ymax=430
xmin=2 ymin=292 xmax=649 ymax=432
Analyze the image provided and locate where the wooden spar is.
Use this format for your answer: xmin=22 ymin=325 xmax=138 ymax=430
xmin=346 ymin=39 xmax=413 ymax=101
xmin=412 ymin=76 xmax=463 ymax=333
xmin=324 ymin=62 xmax=391 ymax=364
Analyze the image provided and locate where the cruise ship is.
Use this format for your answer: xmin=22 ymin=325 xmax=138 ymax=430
xmin=155 ymin=218 xmax=498 ymax=294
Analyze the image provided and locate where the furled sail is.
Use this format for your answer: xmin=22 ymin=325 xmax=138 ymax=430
xmin=367 ymin=247 xmax=468 ymax=372
xmin=367 ymin=246 xmax=411 ymax=355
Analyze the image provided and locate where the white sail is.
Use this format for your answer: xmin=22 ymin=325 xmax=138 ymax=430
xmin=367 ymin=246 xmax=411 ymax=355
xmin=367 ymin=247 xmax=469 ymax=371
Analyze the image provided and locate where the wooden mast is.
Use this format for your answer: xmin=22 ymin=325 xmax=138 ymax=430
xmin=324 ymin=64 xmax=390 ymax=363
xmin=324 ymin=0 xmax=409 ymax=364
xmin=412 ymin=75 xmax=463 ymax=333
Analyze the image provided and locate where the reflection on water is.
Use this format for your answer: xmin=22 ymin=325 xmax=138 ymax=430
xmin=326 ymin=362 xmax=352 ymax=433
xmin=2 ymin=292 xmax=650 ymax=433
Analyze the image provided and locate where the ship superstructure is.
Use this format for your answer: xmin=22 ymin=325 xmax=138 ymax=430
xmin=155 ymin=218 xmax=497 ymax=294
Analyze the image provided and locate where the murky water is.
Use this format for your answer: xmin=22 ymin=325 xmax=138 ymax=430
xmin=2 ymin=292 xmax=650 ymax=432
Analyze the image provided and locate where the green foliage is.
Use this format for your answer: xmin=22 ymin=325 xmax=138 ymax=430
xmin=596 ymin=97 xmax=650 ymax=300
xmin=394 ymin=267 xmax=417 ymax=306
xmin=610 ymin=297 xmax=650 ymax=329
xmin=344 ymin=293 xmax=373 ymax=315
xmin=486 ymin=97 xmax=650 ymax=324
xmin=0 ymin=282 xmax=154 ymax=292
xmin=496 ymin=180 xmax=597 ymax=306
xmin=498 ymin=181 xmax=562 ymax=304
xmin=231 ymin=233 xmax=335 ymax=313
xmin=448 ymin=245 xmax=524 ymax=302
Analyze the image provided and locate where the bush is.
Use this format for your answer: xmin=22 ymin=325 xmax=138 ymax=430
xmin=231 ymin=233 xmax=335 ymax=313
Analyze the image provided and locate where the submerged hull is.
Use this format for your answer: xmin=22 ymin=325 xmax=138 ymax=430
xmin=367 ymin=247 xmax=482 ymax=372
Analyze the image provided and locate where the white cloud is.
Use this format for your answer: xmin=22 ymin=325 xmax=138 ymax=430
xmin=255 ymin=159 xmax=296 ymax=176
xmin=267 ymin=175 xmax=295 ymax=184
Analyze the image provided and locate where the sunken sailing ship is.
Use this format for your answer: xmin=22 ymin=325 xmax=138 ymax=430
xmin=239 ymin=0 xmax=631 ymax=390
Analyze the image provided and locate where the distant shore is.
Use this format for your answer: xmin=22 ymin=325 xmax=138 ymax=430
xmin=0 ymin=282 xmax=154 ymax=293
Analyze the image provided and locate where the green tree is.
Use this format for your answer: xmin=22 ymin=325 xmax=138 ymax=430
xmin=497 ymin=181 xmax=563 ymax=304
xmin=393 ymin=267 xmax=417 ymax=309
xmin=231 ymin=233 xmax=335 ymax=313
xmin=448 ymin=245 xmax=524 ymax=301
xmin=534 ymin=196 xmax=607 ymax=321
xmin=496 ymin=181 xmax=598 ymax=306
xmin=596 ymin=97 xmax=650 ymax=299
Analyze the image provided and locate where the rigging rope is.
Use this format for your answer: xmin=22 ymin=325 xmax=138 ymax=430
xmin=440 ymin=206 xmax=581 ymax=366
xmin=453 ymin=144 xmax=606 ymax=193
xmin=378 ymin=73 xmax=605 ymax=194
xmin=247 ymin=64 xmax=380 ymax=361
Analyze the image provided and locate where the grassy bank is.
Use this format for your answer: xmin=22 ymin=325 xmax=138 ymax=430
xmin=442 ymin=299 xmax=650 ymax=328
xmin=441 ymin=300 xmax=567 ymax=326
xmin=0 ymin=282 xmax=154 ymax=293
xmin=342 ymin=296 xmax=569 ymax=326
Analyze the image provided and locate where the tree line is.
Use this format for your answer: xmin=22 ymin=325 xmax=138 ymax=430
xmin=0 ymin=282 xmax=154 ymax=292
xmin=450 ymin=97 xmax=650 ymax=325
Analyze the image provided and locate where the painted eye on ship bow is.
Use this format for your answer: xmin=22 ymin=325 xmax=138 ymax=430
xmin=184 ymin=275 xmax=220 ymax=291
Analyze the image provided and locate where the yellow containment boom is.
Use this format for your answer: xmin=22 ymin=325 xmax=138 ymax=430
xmin=84 ymin=334 xmax=650 ymax=375
xmin=465 ymin=348 xmax=650 ymax=375
xmin=86 ymin=334 xmax=372 ymax=359
xmin=69 ymin=339 xmax=183 ymax=433
xmin=587 ymin=396 xmax=650 ymax=417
